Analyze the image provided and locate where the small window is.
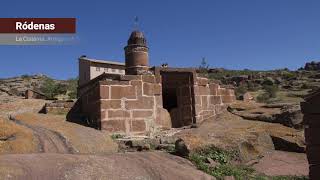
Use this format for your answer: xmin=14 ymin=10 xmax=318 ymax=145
xmin=104 ymin=68 xmax=107 ymax=72
xmin=96 ymin=67 xmax=100 ymax=71
xmin=112 ymin=69 xmax=116 ymax=72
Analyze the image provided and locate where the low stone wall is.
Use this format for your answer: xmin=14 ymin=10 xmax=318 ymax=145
xmin=25 ymin=89 xmax=47 ymax=99
xmin=45 ymin=101 xmax=75 ymax=115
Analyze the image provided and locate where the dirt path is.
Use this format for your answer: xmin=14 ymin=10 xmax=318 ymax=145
xmin=10 ymin=117 xmax=75 ymax=154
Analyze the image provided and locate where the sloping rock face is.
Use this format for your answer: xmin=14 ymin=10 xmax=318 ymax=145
xmin=0 ymin=152 xmax=213 ymax=180
xmin=11 ymin=113 xmax=118 ymax=154
xmin=174 ymin=111 xmax=305 ymax=162
xmin=0 ymin=99 xmax=46 ymax=119
xmin=253 ymin=151 xmax=308 ymax=176
xmin=0 ymin=98 xmax=118 ymax=154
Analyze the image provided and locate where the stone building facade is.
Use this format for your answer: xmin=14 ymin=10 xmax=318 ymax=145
xmin=74 ymin=30 xmax=236 ymax=136
xmin=78 ymin=56 xmax=125 ymax=86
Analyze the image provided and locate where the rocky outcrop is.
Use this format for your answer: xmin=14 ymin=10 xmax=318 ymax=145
xmin=253 ymin=151 xmax=308 ymax=176
xmin=304 ymin=61 xmax=320 ymax=71
xmin=228 ymin=101 xmax=304 ymax=129
xmin=275 ymin=104 xmax=303 ymax=129
xmin=0 ymin=74 xmax=48 ymax=97
xmin=173 ymin=111 xmax=305 ymax=162
xmin=12 ymin=112 xmax=118 ymax=154
xmin=0 ymin=152 xmax=213 ymax=180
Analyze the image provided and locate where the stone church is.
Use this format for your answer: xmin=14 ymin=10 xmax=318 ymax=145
xmin=73 ymin=30 xmax=236 ymax=136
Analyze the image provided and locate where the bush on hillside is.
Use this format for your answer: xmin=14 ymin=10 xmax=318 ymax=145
xmin=256 ymin=84 xmax=279 ymax=103
xmin=235 ymin=84 xmax=248 ymax=99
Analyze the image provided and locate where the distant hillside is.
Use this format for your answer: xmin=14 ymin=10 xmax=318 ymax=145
xmin=0 ymin=74 xmax=77 ymax=102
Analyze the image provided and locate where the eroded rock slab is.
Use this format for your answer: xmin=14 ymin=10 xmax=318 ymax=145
xmin=11 ymin=112 xmax=118 ymax=154
xmin=0 ymin=152 xmax=213 ymax=180
xmin=253 ymin=151 xmax=308 ymax=176
xmin=174 ymin=111 xmax=305 ymax=162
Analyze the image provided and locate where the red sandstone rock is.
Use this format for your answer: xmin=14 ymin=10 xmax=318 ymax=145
xmin=0 ymin=152 xmax=213 ymax=180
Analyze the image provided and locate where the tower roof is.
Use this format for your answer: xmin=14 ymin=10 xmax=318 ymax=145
xmin=127 ymin=30 xmax=147 ymax=46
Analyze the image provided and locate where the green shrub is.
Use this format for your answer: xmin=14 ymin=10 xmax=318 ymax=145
xmin=21 ymin=74 xmax=31 ymax=81
xmin=264 ymin=84 xmax=278 ymax=98
xmin=111 ymin=134 xmax=124 ymax=140
xmin=256 ymin=85 xmax=278 ymax=103
xmin=235 ymin=85 xmax=248 ymax=99
xmin=247 ymin=81 xmax=259 ymax=91
xmin=188 ymin=146 xmax=308 ymax=179
xmin=188 ymin=146 xmax=255 ymax=179
xmin=281 ymin=71 xmax=296 ymax=79
xmin=262 ymin=78 xmax=275 ymax=86
xmin=66 ymin=77 xmax=78 ymax=99
xmin=40 ymin=78 xmax=67 ymax=99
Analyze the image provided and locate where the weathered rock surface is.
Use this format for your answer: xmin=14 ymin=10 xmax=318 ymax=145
xmin=10 ymin=112 xmax=118 ymax=154
xmin=276 ymin=104 xmax=303 ymax=129
xmin=228 ymin=101 xmax=304 ymax=129
xmin=0 ymin=98 xmax=118 ymax=154
xmin=174 ymin=111 xmax=305 ymax=161
xmin=0 ymin=152 xmax=213 ymax=180
xmin=253 ymin=151 xmax=308 ymax=176
xmin=0 ymin=99 xmax=47 ymax=119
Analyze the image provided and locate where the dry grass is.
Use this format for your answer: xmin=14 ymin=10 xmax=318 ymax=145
xmin=0 ymin=118 xmax=38 ymax=154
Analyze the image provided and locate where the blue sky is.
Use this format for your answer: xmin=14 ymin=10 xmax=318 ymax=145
xmin=0 ymin=0 xmax=320 ymax=79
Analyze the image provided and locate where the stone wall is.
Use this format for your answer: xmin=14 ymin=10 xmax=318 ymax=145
xmin=301 ymin=90 xmax=320 ymax=180
xmin=25 ymin=89 xmax=47 ymax=99
xmin=77 ymin=70 xmax=236 ymax=136
xmin=79 ymin=82 xmax=101 ymax=128
xmin=45 ymin=101 xmax=75 ymax=115
xmin=79 ymin=74 xmax=171 ymax=136
xmin=100 ymin=75 xmax=164 ymax=135
xmin=194 ymin=77 xmax=236 ymax=124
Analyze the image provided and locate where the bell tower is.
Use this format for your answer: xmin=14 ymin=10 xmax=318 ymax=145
xmin=124 ymin=30 xmax=149 ymax=75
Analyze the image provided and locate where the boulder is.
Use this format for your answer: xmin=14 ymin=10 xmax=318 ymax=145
xmin=239 ymin=92 xmax=254 ymax=102
xmin=174 ymin=111 xmax=305 ymax=161
xmin=237 ymin=132 xmax=274 ymax=162
xmin=156 ymin=107 xmax=172 ymax=129
xmin=175 ymin=135 xmax=205 ymax=157
xmin=275 ymin=104 xmax=303 ymax=129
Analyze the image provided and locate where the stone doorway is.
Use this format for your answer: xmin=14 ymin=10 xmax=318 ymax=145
xmin=161 ymin=71 xmax=195 ymax=128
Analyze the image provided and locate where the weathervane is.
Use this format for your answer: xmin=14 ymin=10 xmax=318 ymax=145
xmin=133 ymin=16 xmax=139 ymax=30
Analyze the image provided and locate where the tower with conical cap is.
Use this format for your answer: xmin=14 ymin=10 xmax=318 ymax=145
xmin=124 ymin=30 xmax=149 ymax=75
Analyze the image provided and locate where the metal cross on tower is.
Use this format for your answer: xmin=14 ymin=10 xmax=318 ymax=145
xmin=133 ymin=16 xmax=139 ymax=30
